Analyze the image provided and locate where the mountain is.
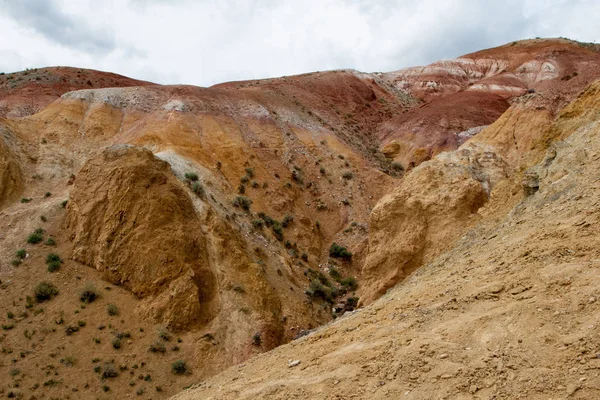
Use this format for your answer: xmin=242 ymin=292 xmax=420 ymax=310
xmin=1 ymin=38 xmax=599 ymax=399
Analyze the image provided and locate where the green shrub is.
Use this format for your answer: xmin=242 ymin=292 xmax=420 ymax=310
xmin=79 ymin=284 xmax=99 ymax=303
xmin=21 ymin=198 xmax=32 ymax=203
xmin=149 ymin=341 xmax=166 ymax=353
xmin=61 ymin=200 xmax=68 ymax=208
xmin=271 ymin=222 xmax=283 ymax=241
xmin=191 ymin=181 xmax=204 ymax=197
xmin=305 ymin=280 xmax=336 ymax=303
xmin=329 ymin=243 xmax=352 ymax=260
xmin=240 ymin=176 xmax=249 ymax=184
xmin=345 ymin=296 xmax=359 ymax=311
xmin=328 ymin=267 xmax=341 ymax=281
xmin=157 ymin=328 xmax=171 ymax=341
xmin=342 ymin=171 xmax=353 ymax=180
xmin=341 ymin=276 xmax=358 ymax=291
xmin=44 ymin=192 xmax=52 ymax=197
xmin=47 ymin=261 xmax=61 ymax=272
xmin=46 ymin=253 xmax=61 ymax=263
xmin=34 ymin=282 xmax=59 ymax=302
xmin=233 ymin=196 xmax=252 ymax=211
xmin=16 ymin=249 xmax=26 ymax=259
xmin=244 ymin=168 xmax=254 ymax=178
xmin=107 ymin=304 xmax=118 ymax=316
xmin=11 ymin=259 xmax=22 ymax=266
xmin=62 ymin=356 xmax=76 ymax=367
xmin=45 ymin=237 xmax=56 ymax=246
xmin=258 ymin=212 xmax=275 ymax=227
xmin=102 ymin=363 xmax=119 ymax=378
xmin=281 ymin=214 xmax=294 ymax=228
xmin=251 ymin=219 xmax=264 ymax=229
xmin=171 ymin=360 xmax=187 ymax=375
xmin=112 ymin=338 xmax=122 ymax=349
xmin=27 ymin=232 xmax=43 ymax=244
xmin=46 ymin=253 xmax=62 ymax=272
xmin=252 ymin=332 xmax=261 ymax=346
xmin=65 ymin=325 xmax=79 ymax=335
xmin=184 ymin=172 xmax=198 ymax=181
xmin=391 ymin=162 xmax=404 ymax=172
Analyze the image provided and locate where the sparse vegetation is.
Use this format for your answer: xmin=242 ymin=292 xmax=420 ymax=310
xmin=342 ymin=171 xmax=354 ymax=180
xmin=171 ymin=359 xmax=188 ymax=375
xmin=233 ymin=196 xmax=252 ymax=211
xmin=34 ymin=282 xmax=59 ymax=302
xmin=191 ymin=181 xmax=204 ymax=197
xmin=329 ymin=243 xmax=352 ymax=260
xmin=252 ymin=332 xmax=261 ymax=346
xmin=184 ymin=172 xmax=199 ymax=181
xmin=271 ymin=222 xmax=283 ymax=241
xmin=149 ymin=341 xmax=166 ymax=353
xmin=305 ymin=280 xmax=336 ymax=303
xmin=341 ymin=276 xmax=358 ymax=291
xmin=107 ymin=304 xmax=119 ymax=316
xmin=102 ymin=363 xmax=119 ymax=378
xmin=65 ymin=325 xmax=79 ymax=335
xmin=27 ymin=231 xmax=44 ymax=244
xmin=45 ymin=253 xmax=63 ymax=272
xmin=391 ymin=161 xmax=404 ymax=172
xmin=281 ymin=214 xmax=294 ymax=228
xmin=79 ymin=284 xmax=99 ymax=303
xmin=328 ymin=267 xmax=341 ymax=281
xmin=158 ymin=328 xmax=171 ymax=341
xmin=61 ymin=356 xmax=76 ymax=367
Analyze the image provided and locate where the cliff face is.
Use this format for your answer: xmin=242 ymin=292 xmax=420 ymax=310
xmin=361 ymin=143 xmax=508 ymax=304
xmin=0 ymin=127 xmax=24 ymax=208
xmin=66 ymin=145 xmax=217 ymax=330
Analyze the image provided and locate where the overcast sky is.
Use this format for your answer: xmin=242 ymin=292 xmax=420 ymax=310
xmin=0 ymin=0 xmax=599 ymax=86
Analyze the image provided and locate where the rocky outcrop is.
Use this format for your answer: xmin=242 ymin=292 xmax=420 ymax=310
xmin=361 ymin=143 xmax=508 ymax=303
xmin=0 ymin=128 xmax=23 ymax=209
xmin=66 ymin=144 xmax=216 ymax=329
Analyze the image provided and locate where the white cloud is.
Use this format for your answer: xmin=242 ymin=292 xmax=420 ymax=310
xmin=0 ymin=0 xmax=599 ymax=86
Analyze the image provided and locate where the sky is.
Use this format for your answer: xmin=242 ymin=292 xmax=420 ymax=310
xmin=0 ymin=0 xmax=599 ymax=86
